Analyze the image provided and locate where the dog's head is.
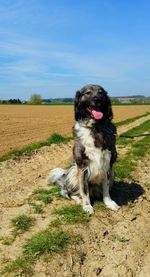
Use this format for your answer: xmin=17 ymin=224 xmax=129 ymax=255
xmin=74 ymin=84 xmax=113 ymax=122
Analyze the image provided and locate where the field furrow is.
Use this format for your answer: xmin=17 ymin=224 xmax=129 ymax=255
xmin=0 ymin=105 xmax=149 ymax=156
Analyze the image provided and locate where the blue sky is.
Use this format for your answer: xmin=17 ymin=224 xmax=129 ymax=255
xmin=0 ymin=0 xmax=150 ymax=100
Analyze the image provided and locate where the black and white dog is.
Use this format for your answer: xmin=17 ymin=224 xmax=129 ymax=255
xmin=48 ymin=84 xmax=120 ymax=214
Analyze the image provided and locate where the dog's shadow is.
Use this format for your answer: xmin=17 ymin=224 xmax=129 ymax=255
xmin=91 ymin=181 xmax=144 ymax=206
xmin=110 ymin=181 xmax=144 ymax=206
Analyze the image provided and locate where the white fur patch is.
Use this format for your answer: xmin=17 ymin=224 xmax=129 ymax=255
xmin=103 ymin=197 xmax=120 ymax=211
xmin=75 ymin=122 xmax=111 ymax=184
xmin=48 ymin=168 xmax=65 ymax=185
xmin=83 ymin=204 xmax=94 ymax=214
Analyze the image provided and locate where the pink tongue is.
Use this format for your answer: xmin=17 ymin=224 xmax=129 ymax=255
xmin=91 ymin=110 xmax=103 ymax=120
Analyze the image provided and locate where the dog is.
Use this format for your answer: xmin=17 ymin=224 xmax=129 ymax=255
xmin=48 ymin=84 xmax=120 ymax=214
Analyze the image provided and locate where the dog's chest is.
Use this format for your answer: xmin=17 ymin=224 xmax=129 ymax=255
xmin=75 ymin=123 xmax=111 ymax=182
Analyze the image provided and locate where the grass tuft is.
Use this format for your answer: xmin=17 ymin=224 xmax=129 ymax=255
xmin=49 ymin=218 xmax=64 ymax=228
xmin=23 ymin=230 xmax=69 ymax=259
xmin=29 ymin=185 xmax=62 ymax=207
xmin=1 ymin=256 xmax=33 ymax=276
xmin=53 ymin=204 xmax=90 ymax=224
xmin=11 ymin=214 xmax=35 ymax=235
xmin=32 ymin=188 xmax=53 ymax=204
xmin=48 ymin=184 xmax=61 ymax=198
xmin=31 ymin=204 xmax=44 ymax=214
xmin=47 ymin=133 xmax=70 ymax=144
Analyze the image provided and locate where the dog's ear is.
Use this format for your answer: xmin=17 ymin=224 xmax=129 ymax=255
xmin=107 ymin=96 xmax=113 ymax=120
xmin=74 ymin=90 xmax=81 ymax=121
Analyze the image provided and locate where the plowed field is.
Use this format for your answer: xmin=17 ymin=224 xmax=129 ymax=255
xmin=0 ymin=116 xmax=150 ymax=277
xmin=0 ymin=105 xmax=150 ymax=156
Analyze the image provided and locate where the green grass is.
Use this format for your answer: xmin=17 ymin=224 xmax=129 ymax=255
xmin=2 ymin=230 xmax=69 ymax=276
xmin=48 ymin=184 xmax=61 ymax=198
xmin=115 ymin=120 xmax=150 ymax=181
xmin=114 ymin=157 xmax=135 ymax=181
xmin=49 ymin=218 xmax=64 ymax=228
xmin=121 ymin=119 xmax=150 ymax=136
xmin=31 ymin=188 xmax=53 ymax=204
xmin=52 ymin=204 xmax=90 ymax=224
xmin=0 ymin=133 xmax=71 ymax=162
xmin=117 ymin=119 xmax=150 ymax=145
xmin=31 ymin=204 xmax=44 ymax=214
xmin=11 ymin=214 xmax=35 ymax=235
xmin=1 ymin=256 xmax=33 ymax=276
xmin=115 ymin=112 xmax=150 ymax=127
xmin=29 ymin=185 xmax=62 ymax=207
xmin=131 ymin=135 xmax=150 ymax=158
xmin=94 ymin=201 xmax=108 ymax=211
xmin=23 ymin=230 xmax=69 ymax=258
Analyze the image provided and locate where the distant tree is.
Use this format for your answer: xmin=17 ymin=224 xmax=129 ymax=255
xmin=28 ymin=94 xmax=42 ymax=105
xmin=8 ymin=99 xmax=22 ymax=104
xmin=42 ymin=99 xmax=52 ymax=104
xmin=63 ymin=98 xmax=74 ymax=103
xmin=0 ymin=99 xmax=22 ymax=104
xmin=111 ymin=98 xmax=121 ymax=105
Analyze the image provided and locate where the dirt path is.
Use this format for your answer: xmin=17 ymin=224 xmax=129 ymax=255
xmin=0 ymin=115 xmax=150 ymax=276
xmin=117 ymin=114 xmax=150 ymax=135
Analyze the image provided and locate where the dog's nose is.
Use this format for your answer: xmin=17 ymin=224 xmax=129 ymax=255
xmin=93 ymin=96 xmax=101 ymax=102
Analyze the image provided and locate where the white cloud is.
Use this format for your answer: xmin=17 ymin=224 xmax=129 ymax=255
xmin=0 ymin=0 xmax=150 ymax=98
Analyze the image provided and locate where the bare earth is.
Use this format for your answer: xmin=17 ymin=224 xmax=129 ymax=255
xmin=0 ymin=105 xmax=150 ymax=156
xmin=0 ymin=115 xmax=150 ymax=276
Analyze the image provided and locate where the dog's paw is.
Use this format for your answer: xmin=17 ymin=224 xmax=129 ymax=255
xmin=71 ymin=195 xmax=82 ymax=204
xmin=83 ymin=204 xmax=94 ymax=215
xmin=104 ymin=199 xmax=120 ymax=211
xmin=61 ymin=189 xmax=70 ymax=199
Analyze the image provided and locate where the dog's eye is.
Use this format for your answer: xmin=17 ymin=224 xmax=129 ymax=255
xmin=98 ymin=92 xmax=104 ymax=98
xmin=85 ymin=91 xmax=91 ymax=95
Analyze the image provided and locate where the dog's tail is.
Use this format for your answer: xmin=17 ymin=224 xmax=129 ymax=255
xmin=47 ymin=168 xmax=66 ymax=186
xmin=47 ymin=168 xmax=70 ymax=198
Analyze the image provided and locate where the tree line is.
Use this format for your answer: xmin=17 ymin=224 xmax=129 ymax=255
xmin=0 ymin=94 xmax=74 ymax=105
xmin=0 ymin=94 xmax=149 ymax=105
xmin=0 ymin=99 xmax=22 ymax=104
xmin=0 ymin=94 xmax=42 ymax=105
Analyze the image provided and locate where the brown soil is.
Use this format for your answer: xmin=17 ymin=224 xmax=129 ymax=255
xmin=0 ymin=105 xmax=149 ymax=156
xmin=33 ymin=161 xmax=150 ymax=277
xmin=0 ymin=117 xmax=150 ymax=277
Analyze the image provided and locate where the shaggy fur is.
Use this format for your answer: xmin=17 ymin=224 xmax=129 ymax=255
xmin=48 ymin=84 xmax=120 ymax=214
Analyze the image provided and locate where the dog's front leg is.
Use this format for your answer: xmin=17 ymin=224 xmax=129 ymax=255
xmin=102 ymin=175 xmax=120 ymax=211
xmin=78 ymin=167 xmax=94 ymax=214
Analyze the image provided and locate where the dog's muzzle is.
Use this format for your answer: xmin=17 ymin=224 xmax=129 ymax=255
xmin=86 ymin=107 xmax=103 ymax=120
